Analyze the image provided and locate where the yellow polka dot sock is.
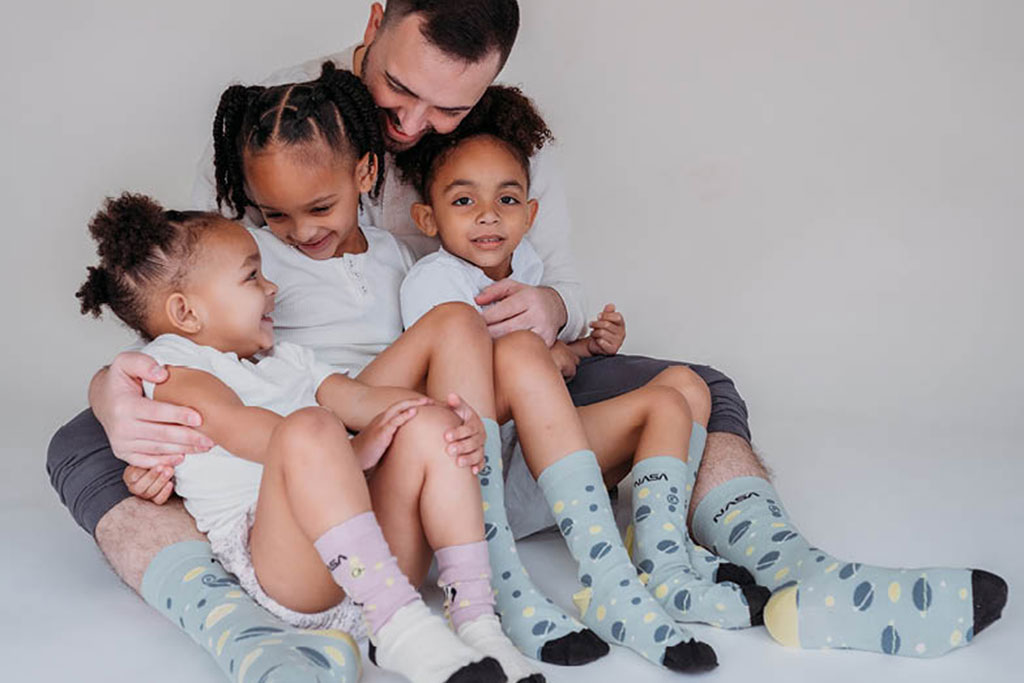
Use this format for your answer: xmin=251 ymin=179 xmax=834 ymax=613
xmin=480 ymin=419 xmax=609 ymax=666
xmin=692 ymin=477 xmax=1008 ymax=657
xmin=537 ymin=449 xmax=718 ymax=672
xmin=630 ymin=455 xmax=768 ymax=629
xmin=141 ymin=540 xmax=361 ymax=682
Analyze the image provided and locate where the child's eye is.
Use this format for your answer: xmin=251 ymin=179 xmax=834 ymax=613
xmin=247 ymin=270 xmax=258 ymax=281
xmin=310 ymin=205 xmax=331 ymax=215
xmin=499 ymin=196 xmax=520 ymax=205
xmin=452 ymin=197 xmax=472 ymax=207
xmin=264 ymin=212 xmax=284 ymax=222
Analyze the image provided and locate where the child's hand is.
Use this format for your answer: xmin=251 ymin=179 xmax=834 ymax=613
xmin=586 ymin=304 xmax=626 ymax=356
xmin=551 ymin=341 xmax=581 ymax=380
xmin=443 ymin=393 xmax=486 ymax=474
xmin=123 ymin=464 xmax=176 ymax=505
xmin=352 ymin=397 xmax=434 ymax=471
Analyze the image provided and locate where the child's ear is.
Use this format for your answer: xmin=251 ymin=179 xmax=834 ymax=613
xmin=410 ymin=203 xmax=438 ymax=237
xmin=165 ymin=293 xmax=202 ymax=335
xmin=526 ymin=198 xmax=540 ymax=229
xmin=355 ymin=152 xmax=378 ymax=194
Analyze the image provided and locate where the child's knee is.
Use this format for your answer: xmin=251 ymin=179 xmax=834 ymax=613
xmin=423 ymin=302 xmax=489 ymax=339
xmin=389 ymin=404 xmax=462 ymax=468
xmin=652 ymin=366 xmax=712 ymax=425
xmin=494 ymin=329 xmax=548 ymax=372
xmin=640 ymin=384 xmax=694 ymax=425
xmin=270 ymin=407 xmax=349 ymax=465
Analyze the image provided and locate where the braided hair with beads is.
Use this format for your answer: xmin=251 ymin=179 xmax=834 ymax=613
xmin=213 ymin=61 xmax=386 ymax=220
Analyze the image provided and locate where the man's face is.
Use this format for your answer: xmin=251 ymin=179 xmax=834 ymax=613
xmin=360 ymin=13 xmax=501 ymax=152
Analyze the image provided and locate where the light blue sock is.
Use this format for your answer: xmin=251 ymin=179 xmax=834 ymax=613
xmin=537 ymin=450 xmax=718 ymax=673
xmin=141 ymin=540 xmax=360 ymax=682
xmin=630 ymin=454 xmax=765 ymax=629
xmin=480 ymin=419 xmax=608 ymax=665
xmin=679 ymin=424 xmax=732 ymax=578
xmin=692 ymin=477 xmax=1008 ymax=657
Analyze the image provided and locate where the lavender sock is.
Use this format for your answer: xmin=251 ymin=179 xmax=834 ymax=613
xmin=436 ymin=541 xmax=496 ymax=630
xmin=313 ymin=511 xmax=418 ymax=635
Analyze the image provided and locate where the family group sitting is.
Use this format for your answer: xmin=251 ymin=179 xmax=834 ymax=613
xmin=48 ymin=2 xmax=1007 ymax=682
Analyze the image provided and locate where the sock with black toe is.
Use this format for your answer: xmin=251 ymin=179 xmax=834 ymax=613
xmin=437 ymin=541 xmax=545 ymax=683
xmin=315 ymin=512 xmax=504 ymax=683
xmin=537 ymin=449 xmax=718 ymax=673
xmin=630 ymin=454 xmax=768 ymax=629
xmin=481 ymin=418 xmax=609 ymax=665
xmin=693 ymin=477 xmax=1009 ymax=657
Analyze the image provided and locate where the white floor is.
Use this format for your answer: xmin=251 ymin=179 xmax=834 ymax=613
xmin=2 ymin=415 xmax=1019 ymax=683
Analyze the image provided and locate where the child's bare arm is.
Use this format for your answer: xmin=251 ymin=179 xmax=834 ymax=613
xmin=570 ymin=304 xmax=626 ymax=358
xmin=153 ymin=366 xmax=282 ymax=464
xmin=315 ymin=374 xmax=425 ymax=430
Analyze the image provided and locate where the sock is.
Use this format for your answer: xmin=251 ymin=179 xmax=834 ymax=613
xmin=438 ymin=541 xmax=544 ymax=680
xmin=436 ymin=541 xmax=496 ymax=630
xmin=480 ymin=418 xmax=608 ymax=665
xmin=141 ymin=540 xmax=361 ymax=683
xmin=316 ymin=513 xmax=504 ymax=683
xmin=681 ymin=424 xmax=756 ymax=587
xmin=313 ymin=511 xmax=418 ymax=635
xmin=537 ymin=450 xmax=718 ymax=673
xmin=692 ymin=477 xmax=1008 ymax=657
xmin=630 ymin=454 xmax=768 ymax=629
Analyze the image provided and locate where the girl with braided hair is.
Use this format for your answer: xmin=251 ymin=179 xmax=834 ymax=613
xmin=77 ymin=192 xmax=511 ymax=683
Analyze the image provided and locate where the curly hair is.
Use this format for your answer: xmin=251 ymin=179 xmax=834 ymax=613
xmin=393 ymin=84 xmax=552 ymax=201
xmin=76 ymin=193 xmax=216 ymax=340
xmin=213 ymin=61 xmax=386 ymax=220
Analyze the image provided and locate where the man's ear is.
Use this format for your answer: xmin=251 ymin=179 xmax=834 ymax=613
xmin=363 ymin=3 xmax=385 ymax=48
xmin=526 ymin=198 xmax=540 ymax=229
xmin=355 ymin=152 xmax=378 ymax=194
xmin=410 ymin=203 xmax=438 ymax=237
xmin=165 ymin=293 xmax=202 ymax=335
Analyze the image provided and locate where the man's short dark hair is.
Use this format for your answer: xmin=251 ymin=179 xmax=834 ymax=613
xmin=382 ymin=0 xmax=519 ymax=69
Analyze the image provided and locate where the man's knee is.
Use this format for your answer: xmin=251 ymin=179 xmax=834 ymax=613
xmin=47 ymin=408 xmax=131 ymax=536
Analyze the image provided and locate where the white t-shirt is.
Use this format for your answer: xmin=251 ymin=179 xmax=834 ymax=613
xmin=192 ymin=44 xmax=587 ymax=342
xmin=140 ymin=334 xmax=338 ymax=540
xmin=250 ymin=224 xmax=414 ymax=376
xmin=400 ymin=240 xmax=545 ymax=329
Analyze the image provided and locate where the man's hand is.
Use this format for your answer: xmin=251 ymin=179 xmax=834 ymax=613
xmin=90 ymin=351 xmax=214 ymax=468
xmin=351 ymin=396 xmax=434 ymax=471
xmin=123 ymin=465 xmax=176 ymax=505
xmin=550 ymin=341 xmax=581 ymax=380
xmin=475 ymin=280 xmax=567 ymax=346
xmin=586 ymin=304 xmax=626 ymax=356
xmin=442 ymin=393 xmax=486 ymax=474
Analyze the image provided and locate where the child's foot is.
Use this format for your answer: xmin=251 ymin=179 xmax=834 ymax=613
xmin=481 ymin=420 xmax=609 ymax=665
xmin=538 ymin=450 xmax=718 ymax=673
xmin=630 ymin=455 xmax=769 ymax=629
xmin=371 ymin=601 xmax=507 ymax=683
xmin=458 ymin=614 xmax=546 ymax=683
xmin=694 ymin=476 xmax=1010 ymax=656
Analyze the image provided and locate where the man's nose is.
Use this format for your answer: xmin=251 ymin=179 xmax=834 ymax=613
xmin=400 ymin=101 xmax=431 ymax=137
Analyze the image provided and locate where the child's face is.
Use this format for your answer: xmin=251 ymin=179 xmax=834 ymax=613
xmin=243 ymin=143 xmax=375 ymax=260
xmin=417 ymin=135 xmax=538 ymax=281
xmin=183 ymin=222 xmax=278 ymax=358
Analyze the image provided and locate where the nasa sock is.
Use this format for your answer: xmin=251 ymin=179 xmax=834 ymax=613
xmin=479 ymin=419 xmax=608 ymax=665
xmin=681 ymin=424 xmax=757 ymax=587
xmin=630 ymin=454 xmax=768 ymax=629
xmin=141 ymin=540 xmax=361 ymax=683
xmin=692 ymin=477 xmax=1009 ymax=657
xmin=537 ymin=449 xmax=718 ymax=672
xmin=316 ymin=513 xmax=504 ymax=683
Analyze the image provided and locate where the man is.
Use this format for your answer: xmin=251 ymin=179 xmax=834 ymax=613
xmin=49 ymin=1 xmax=1004 ymax=678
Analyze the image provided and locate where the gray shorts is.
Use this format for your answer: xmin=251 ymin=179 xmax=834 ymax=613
xmin=504 ymin=354 xmax=752 ymax=539
xmin=47 ymin=355 xmax=750 ymax=537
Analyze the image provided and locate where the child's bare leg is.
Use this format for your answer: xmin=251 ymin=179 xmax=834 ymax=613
xmin=358 ymin=303 xmax=497 ymax=416
xmin=252 ymin=407 xmax=504 ymax=683
xmin=494 ymin=331 xmax=717 ymax=673
xmin=364 ymin=312 xmax=604 ymax=667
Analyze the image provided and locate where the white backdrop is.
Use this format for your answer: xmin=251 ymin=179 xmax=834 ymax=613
xmin=2 ymin=2 xmax=1022 ymax=681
